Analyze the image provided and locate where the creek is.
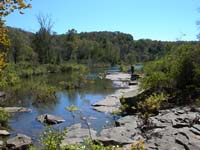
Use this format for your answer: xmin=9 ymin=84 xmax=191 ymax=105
xmin=6 ymin=67 xmax=119 ymax=142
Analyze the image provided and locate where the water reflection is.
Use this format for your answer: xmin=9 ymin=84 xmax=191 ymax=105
xmin=8 ymin=67 xmax=117 ymax=140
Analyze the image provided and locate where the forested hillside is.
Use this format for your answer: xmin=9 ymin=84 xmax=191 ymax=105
xmin=7 ymin=27 xmax=198 ymax=66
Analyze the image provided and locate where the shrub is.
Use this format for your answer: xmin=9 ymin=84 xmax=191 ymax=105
xmin=130 ymin=140 xmax=145 ymax=150
xmin=137 ymin=93 xmax=166 ymax=128
xmin=31 ymin=82 xmax=57 ymax=105
xmin=39 ymin=127 xmax=67 ymax=150
xmin=0 ymin=109 xmax=9 ymax=128
xmin=65 ymin=139 xmax=121 ymax=150
xmin=141 ymin=44 xmax=200 ymax=104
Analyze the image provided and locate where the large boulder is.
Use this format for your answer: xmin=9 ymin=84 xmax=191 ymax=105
xmin=37 ymin=114 xmax=65 ymax=125
xmin=61 ymin=123 xmax=97 ymax=146
xmin=6 ymin=134 xmax=32 ymax=150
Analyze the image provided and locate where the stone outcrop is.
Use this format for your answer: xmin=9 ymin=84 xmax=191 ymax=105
xmin=61 ymin=123 xmax=97 ymax=146
xmin=6 ymin=134 xmax=32 ymax=150
xmin=92 ymin=72 xmax=139 ymax=113
xmin=0 ymin=130 xmax=10 ymax=136
xmin=0 ymin=107 xmax=31 ymax=113
xmin=37 ymin=114 xmax=65 ymax=125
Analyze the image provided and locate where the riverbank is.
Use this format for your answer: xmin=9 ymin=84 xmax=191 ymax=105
xmin=63 ymin=72 xmax=200 ymax=149
xmin=92 ymin=72 xmax=140 ymax=113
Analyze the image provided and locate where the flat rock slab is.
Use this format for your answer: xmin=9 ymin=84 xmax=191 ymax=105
xmin=0 ymin=140 xmax=3 ymax=147
xmin=0 ymin=107 xmax=31 ymax=113
xmin=115 ymin=115 xmax=138 ymax=128
xmin=123 ymin=89 xmax=141 ymax=99
xmin=37 ymin=114 xmax=65 ymax=125
xmin=98 ymin=126 xmax=136 ymax=146
xmin=93 ymin=96 xmax=120 ymax=107
xmin=61 ymin=123 xmax=97 ymax=146
xmin=92 ymin=73 xmax=139 ymax=113
xmin=0 ymin=130 xmax=10 ymax=136
xmin=6 ymin=134 xmax=32 ymax=150
xmin=93 ymin=106 xmax=120 ymax=113
xmin=106 ymin=72 xmax=131 ymax=81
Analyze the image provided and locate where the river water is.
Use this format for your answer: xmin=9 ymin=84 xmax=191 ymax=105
xmin=7 ymin=67 xmax=118 ymax=142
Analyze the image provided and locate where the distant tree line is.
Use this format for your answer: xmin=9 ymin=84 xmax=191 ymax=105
xmin=6 ymin=26 xmax=199 ymax=66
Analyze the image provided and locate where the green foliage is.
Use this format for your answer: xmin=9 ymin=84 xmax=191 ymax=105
xmin=0 ymin=109 xmax=9 ymax=128
xmin=39 ymin=126 xmax=67 ymax=150
xmin=137 ymin=93 xmax=166 ymax=115
xmin=0 ymin=67 xmax=20 ymax=89
xmin=65 ymin=105 xmax=78 ymax=112
xmin=141 ymin=44 xmax=200 ymax=103
xmin=65 ymin=139 xmax=121 ymax=150
xmin=119 ymin=64 xmax=128 ymax=72
xmin=137 ymin=93 xmax=166 ymax=129
xmin=130 ymin=140 xmax=145 ymax=150
xmin=31 ymin=81 xmax=57 ymax=104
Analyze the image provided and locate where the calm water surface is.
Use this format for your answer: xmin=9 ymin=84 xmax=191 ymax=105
xmin=8 ymin=67 xmax=119 ymax=141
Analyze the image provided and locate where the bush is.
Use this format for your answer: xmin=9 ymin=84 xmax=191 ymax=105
xmin=39 ymin=127 xmax=67 ymax=150
xmin=31 ymin=82 xmax=57 ymax=105
xmin=0 ymin=109 xmax=9 ymax=128
xmin=65 ymin=139 xmax=121 ymax=150
xmin=130 ymin=140 xmax=145 ymax=150
xmin=137 ymin=93 xmax=166 ymax=128
xmin=141 ymin=44 xmax=200 ymax=104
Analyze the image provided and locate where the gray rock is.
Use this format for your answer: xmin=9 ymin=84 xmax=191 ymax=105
xmin=175 ymin=132 xmax=189 ymax=150
xmin=61 ymin=123 xmax=97 ymax=146
xmin=37 ymin=114 xmax=65 ymax=125
xmin=0 ymin=130 xmax=10 ymax=136
xmin=115 ymin=115 xmax=138 ymax=128
xmin=0 ymin=107 xmax=31 ymax=113
xmin=193 ymin=124 xmax=200 ymax=132
xmin=0 ymin=140 xmax=3 ymax=148
xmin=6 ymin=134 xmax=32 ymax=150
xmin=0 ymin=92 xmax=6 ymax=98
xmin=92 ymin=96 xmax=121 ymax=113
xmin=98 ymin=126 xmax=136 ymax=146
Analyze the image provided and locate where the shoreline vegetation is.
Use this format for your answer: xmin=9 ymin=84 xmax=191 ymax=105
xmin=0 ymin=21 xmax=200 ymax=150
xmin=1 ymin=42 xmax=200 ymax=149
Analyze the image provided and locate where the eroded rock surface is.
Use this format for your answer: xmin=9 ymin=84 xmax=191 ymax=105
xmin=0 ymin=107 xmax=31 ymax=113
xmin=37 ymin=114 xmax=65 ymax=125
xmin=0 ymin=130 xmax=10 ymax=136
xmin=61 ymin=123 xmax=97 ymax=146
xmin=6 ymin=134 xmax=32 ymax=150
xmin=92 ymin=72 xmax=139 ymax=113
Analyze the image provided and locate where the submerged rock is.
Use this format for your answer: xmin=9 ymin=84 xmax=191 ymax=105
xmin=0 ymin=107 xmax=31 ymax=113
xmin=37 ymin=114 xmax=65 ymax=125
xmin=6 ymin=134 xmax=32 ymax=150
xmin=61 ymin=123 xmax=97 ymax=146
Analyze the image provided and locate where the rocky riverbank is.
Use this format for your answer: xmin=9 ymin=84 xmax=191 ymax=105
xmin=92 ymin=72 xmax=140 ymax=113
xmin=62 ymin=106 xmax=200 ymax=150
xmin=73 ymin=72 xmax=200 ymax=149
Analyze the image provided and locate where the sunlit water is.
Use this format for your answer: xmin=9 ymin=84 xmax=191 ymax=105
xmin=7 ymin=67 xmax=118 ymax=142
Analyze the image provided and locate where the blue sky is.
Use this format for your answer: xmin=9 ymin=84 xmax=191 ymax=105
xmin=5 ymin=0 xmax=200 ymax=41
